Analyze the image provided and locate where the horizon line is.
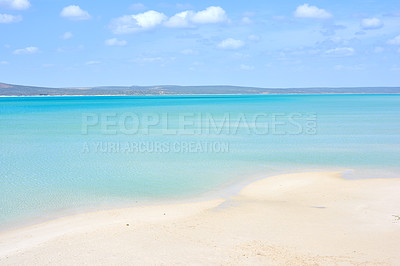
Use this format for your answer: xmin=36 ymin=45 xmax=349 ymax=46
xmin=2 ymin=81 xmax=400 ymax=90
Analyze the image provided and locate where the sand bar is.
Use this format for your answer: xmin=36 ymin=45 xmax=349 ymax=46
xmin=0 ymin=171 xmax=399 ymax=265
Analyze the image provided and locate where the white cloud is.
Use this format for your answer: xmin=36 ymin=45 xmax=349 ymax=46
xmin=111 ymin=6 xmax=228 ymax=32
xmin=141 ymin=57 xmax=162 ymax=62
xmin=0 ymin=0 xmax=30 ymax=10
xmin=110 ymin=10 xmax=167 ymax=34
xmin=325 ymin=47 xmax=354 ymax=57
xmin=0 ymin=13 xmax=21 ymax=23
xmin=60 ymin=32 xmax=73 ymax=40
xmin=387 ymin=34 xmax=400 ymax=45
xmin=164 ymin=10 xmax=194 ymax=28
xmin=105 ymin=38 xmax=127 ymax=46
xmin=0 ymin=60 xmax=8 ymax=65
xmin=361 ymin=18 xmax=383 ymax=30
xmin=191 ymin=6 xmax=228 ymax=24
xmin=334 ymin=64 xmax=364 ymax=71
xmin=130 ymin=3 xmax=146 ymax=11
xmin=217 ymin=38 xmax=244 ymax=50
xmin=240 ymin=64 xmax=254 ymax=70
xmin=13 ymin=46 xmax=38 ymax=55
xmin=85 ymin=61 xmax=101 ymax=65
xmin=60 ymin=5 xmax=91 ymax=21
xmin=294 ymin=4 xmax=332 ymax=19
xmin=165 ymin=6 xmax=228 ymax=28
xmin=241 ymin=17 xmax=253 ymax=24
xmin=110 ymin=6 xmax=228 ymax=33
xmin=181 ymin=49 xmax=198 ymax=55
xmin=233 ymin=52 xmax=249 ymax=59
xmin=133 ymin=57 xmax=163 ymax=63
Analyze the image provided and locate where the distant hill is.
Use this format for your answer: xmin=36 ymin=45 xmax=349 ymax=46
xmin=1 ymin=82 xmax=400 ymax=96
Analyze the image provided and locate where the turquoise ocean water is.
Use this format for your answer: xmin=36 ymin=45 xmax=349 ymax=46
xmin=0 ymin=95 xmax=399 ymax=228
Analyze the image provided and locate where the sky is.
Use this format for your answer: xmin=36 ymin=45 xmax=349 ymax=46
xmin=1 ymin=0 xmax=400 ymax=88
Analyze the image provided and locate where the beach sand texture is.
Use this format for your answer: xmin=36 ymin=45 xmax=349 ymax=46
xmin=1 ymin=172 xmax=399 ymax=265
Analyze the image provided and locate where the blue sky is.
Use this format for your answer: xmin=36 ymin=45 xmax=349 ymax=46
xmin=1 ymin=0 xmax=400 ymax=88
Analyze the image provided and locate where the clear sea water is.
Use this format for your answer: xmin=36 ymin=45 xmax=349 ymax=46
xmin=0 ymin=95 xmax=399 ymax=228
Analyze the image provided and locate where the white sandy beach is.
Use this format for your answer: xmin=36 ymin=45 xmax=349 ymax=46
xmin=0 ymin=171 xmax=399 ymax=265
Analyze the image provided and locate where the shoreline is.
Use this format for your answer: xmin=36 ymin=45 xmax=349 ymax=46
xmin=0 ymin=168 xmax=279 ymax=233
xmin=0 ymin=168 xmax=357 ymax=233
xmin=2 ymin=93 xmax=400 ymax=97
xmin=1 ymin=171 xmax=400 ymax=264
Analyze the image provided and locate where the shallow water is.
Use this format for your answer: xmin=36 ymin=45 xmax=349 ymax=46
xmin=1 ymin=94 xmax=399 ymax=227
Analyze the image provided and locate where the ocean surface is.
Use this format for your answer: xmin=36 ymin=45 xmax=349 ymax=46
xmin=1 ymin=95 xmax=399 ymax=228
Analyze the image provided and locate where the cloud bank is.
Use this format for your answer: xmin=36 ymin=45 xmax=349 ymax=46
xmin=0 ymin=0 xmax=30 ymax=10
xmin=111 ymin=6 xmax=228 ymax=34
